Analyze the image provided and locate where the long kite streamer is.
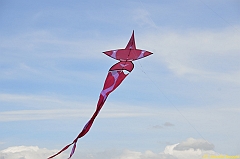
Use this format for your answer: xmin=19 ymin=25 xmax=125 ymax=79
xmin=48 ymin=31 xmax=153 ymax=159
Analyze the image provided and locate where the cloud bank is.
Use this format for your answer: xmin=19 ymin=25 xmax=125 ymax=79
xmin=0 ymin=138 xmax=223 ymax=159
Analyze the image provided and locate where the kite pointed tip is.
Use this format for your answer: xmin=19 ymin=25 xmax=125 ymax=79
xmin=125 ymin=30 xmax=136 ymax=49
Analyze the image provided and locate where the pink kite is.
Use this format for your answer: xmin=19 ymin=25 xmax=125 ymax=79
xmin=48 ymin=31 xmax=153 ymax=159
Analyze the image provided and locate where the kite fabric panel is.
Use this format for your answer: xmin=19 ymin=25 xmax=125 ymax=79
xmin=48 ymin=31 xmax=153 ymax=159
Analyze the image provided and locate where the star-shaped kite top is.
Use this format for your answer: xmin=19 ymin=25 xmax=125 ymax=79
xmin=103 ymin=31 xmax=153 ymax=61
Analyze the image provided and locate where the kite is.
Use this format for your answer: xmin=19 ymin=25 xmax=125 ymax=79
xmin=48 ymin=31 xmax=153 ymax=159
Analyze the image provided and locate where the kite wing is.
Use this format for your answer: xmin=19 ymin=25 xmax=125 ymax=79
xmin=48 ymin=31 xmax=152 ymax=159
xmin=103 ymin=49 xmax=153 ymax=61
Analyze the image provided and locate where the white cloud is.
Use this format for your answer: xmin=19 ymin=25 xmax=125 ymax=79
xmin=0 ymin=146 xmax=67 ymax=159
xmin=160 ymin=138 xmax=216 ymax=159
xmin=173 ymin=138 xmax=214 ymax=151
xmin=163 ymin=143 xmax=215 ymax=159
xmin=218 ymin=107 xmax=240 ymax=113
xmin=0 ymin=109 xmax=88 ymax=122
xmin=1 ymin=138 xmax=231 ymax=159
xmin=0 ymin=93 xmax=154 ymax=122
xmin=0 ymin=30 xmax=111 ymax=60
xmin=0 ymin=108 xmax=152 ymax=122
xmin=132 ymin=8 xmax=157 ymax=28
xmin=139 ymin=27 xmax=240 ymax=84
xmin=112 ymin=138 xmax=235 ymax=159
xmin=0 ymin=93 xmax=89 ymax=110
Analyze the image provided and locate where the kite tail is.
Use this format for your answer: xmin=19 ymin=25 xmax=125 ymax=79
xmin=47 ymin=104 xmax=101 ymax=159
xmin=48 ymin=67 xmax=132 ymax=159
xmin=68 ymin=142 xmax=77 ymax=159
xmin=48 ymin=140 xmax=77 ymax=159
xmin=48 ymin=142 xmax=74 ymax=159
xmin=47 ymin=116 xmax=96 ymax=159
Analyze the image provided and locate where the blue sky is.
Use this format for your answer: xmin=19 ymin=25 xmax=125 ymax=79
xmin=0 ymin=0 xmax=240 ymax=159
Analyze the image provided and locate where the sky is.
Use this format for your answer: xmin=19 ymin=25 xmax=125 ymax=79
xmin=0 ymin=0 xmax=240 ymax=159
